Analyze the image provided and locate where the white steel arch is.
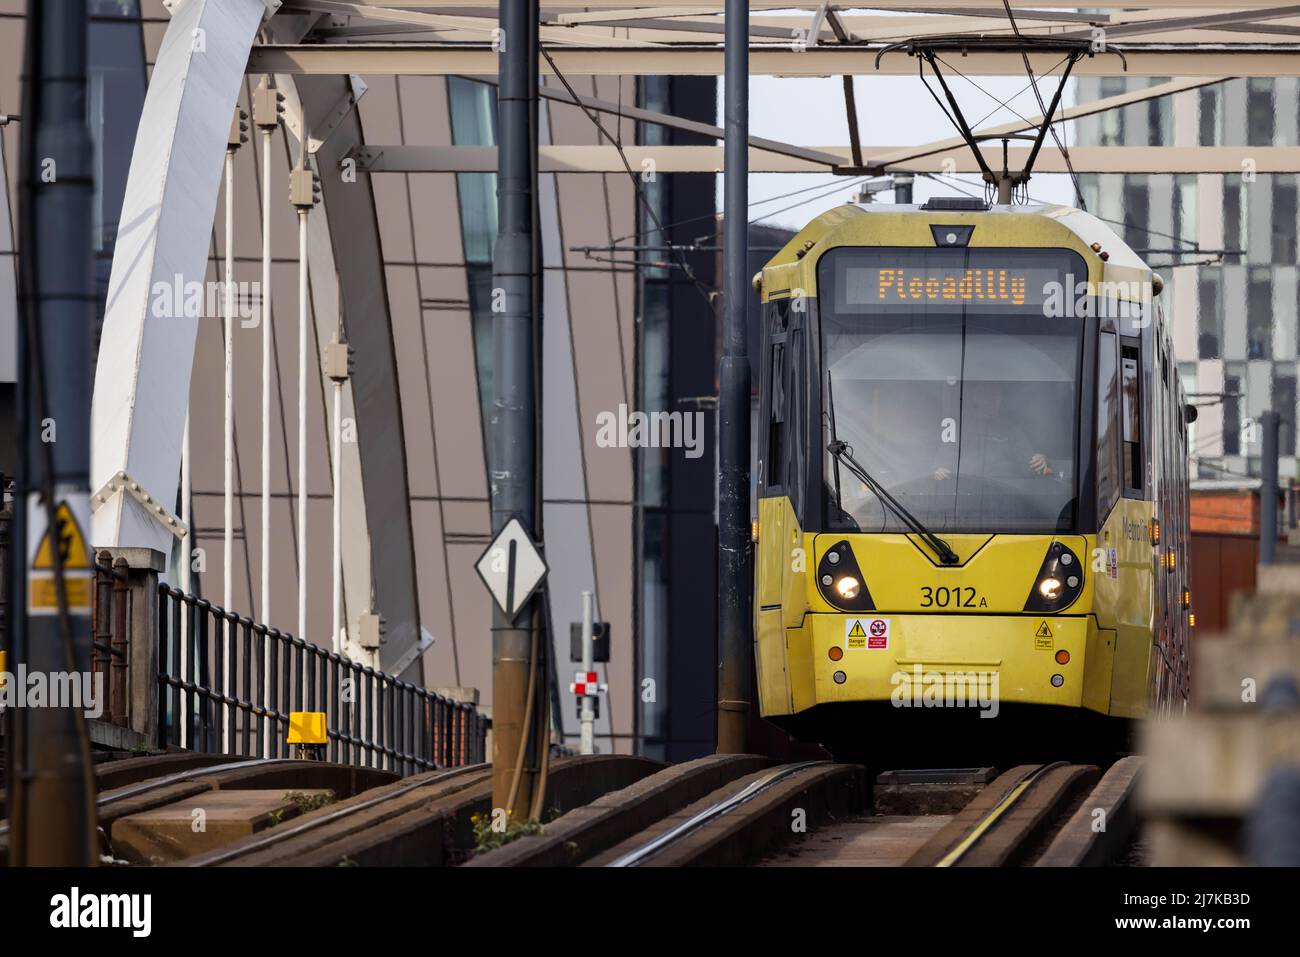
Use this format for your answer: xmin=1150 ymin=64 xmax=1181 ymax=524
xmin=91 ymin=0 xmax=269 ymax=554
xmin=89 ymin=1 xmax=425 ymax=677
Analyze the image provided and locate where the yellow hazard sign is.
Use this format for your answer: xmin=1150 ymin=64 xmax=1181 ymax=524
xmin=32 ymin=501 xmax=92 ymax=571
xmin=28 ymin=499 xmax=94 ymax=614
xmin=1035 ymin=620 xmax=1054 ymax=639
xmin=848 ymin=620 xmax=867 ymax=639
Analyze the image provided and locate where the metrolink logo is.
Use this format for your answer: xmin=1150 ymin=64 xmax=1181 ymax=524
xmin=1122 ymin=515 xmax=1149 ymax=542
xmin=890 ymin=665 xmax=1000 ymax=718
xmin=50 ymin=888 xmax=151 ymax=937
xmin=0 ymin=666 xmax=103 ymax=719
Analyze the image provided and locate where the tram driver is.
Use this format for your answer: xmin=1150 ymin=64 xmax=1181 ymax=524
xmin=931 ymin=381 xmax=1058 ymax=482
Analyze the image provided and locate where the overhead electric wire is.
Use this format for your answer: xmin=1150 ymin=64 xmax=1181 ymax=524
xmin=998 ymin=0 xmax=1087 ymax=210
xmin=611 ymin=171 xmax=874 ymax=249
xmin=541 ymin=46 xmax=717 ymax=305
xmin=745 ymin=176 xmax=869 ymax=226
xmin=920 ymin=171 xmax=1206 ymax=257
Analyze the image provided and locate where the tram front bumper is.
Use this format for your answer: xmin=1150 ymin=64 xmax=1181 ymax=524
xmin=809 ymin=613 xmax=1103 ymax=713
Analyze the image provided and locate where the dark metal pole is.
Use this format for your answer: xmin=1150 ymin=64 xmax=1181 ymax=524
xmin=9 ymin=0 xmax=98 ymax=865
xmin=1261 ymin=411 xmax=1280 ymax=565
xmin=717 ymin=0 xmax=753 ymax=753
xmin=893 ymin=173 xmax=914 ymax=204
xmin=491 ymin=0 xmax=543 ymax=813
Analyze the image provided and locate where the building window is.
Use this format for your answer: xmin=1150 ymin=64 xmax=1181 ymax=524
xmin=1198 ymin=268 xmax=1223 ymax=359
xmin=448 ymin=76 xmax=499 ymax=263
xmin=1274 ymin=176 xmax=1298 ymax=264
xmin=448 ymin=77 xmax=500 ymax=443
xmin=1147 ymin=78 xmax=1172 ymax=147
xmin=1099 ymin=77 xmax=1126 ymax=146
xmin=1199 ymin=85 xmax=1223 ymax=146
xmin=86 ymin=0 xmax=146 ymax=348
xmin=1248 ymin=269 xmax=1273 ymax=359
xmin=1273 ymin=366 xmax=1297 ymax=457
xmin=1248 ymin=78 xmax=1276 ymax=146
xmin=1077 ymin=173 xmax=1099 ymax=214
xmin=1224 ymin=363 xmax=1246 ymax=455
xmin=1172 ymin=174 xmax=1197 ymax=260
xmin=1179 ymin=362 xmax=1198 ymax=458
xmin=1122 ymin=176 xmax=1149 ymax=254
xmin=1224 ymin=176 xmax=1248 ymax=264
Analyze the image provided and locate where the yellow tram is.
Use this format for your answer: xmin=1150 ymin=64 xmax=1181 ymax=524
xmin=753 ymin=198 xmax=1192 ymax=763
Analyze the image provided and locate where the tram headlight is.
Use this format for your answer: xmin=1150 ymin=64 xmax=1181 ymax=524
xmin=817 ymin=541 xmax=873 ymax=611
xmin=1024 ymin=542 xmax=1084 ymax=612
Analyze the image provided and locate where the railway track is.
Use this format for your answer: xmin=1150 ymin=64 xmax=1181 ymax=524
xmin=0 ymin=752 xmax=399 ymax=865
xmin=471 ymin=754 xmax=1143 ymax=868
xmin=4 ymin=751 xmax=663 ymax=866
xmin=2 ymin=750 xmax=1140 ymax=867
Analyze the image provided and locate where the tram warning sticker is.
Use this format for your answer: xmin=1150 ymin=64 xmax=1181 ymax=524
xmin=847 ymin=617 xmax=889 ymax=650
xmin=1107 ymin=547 xmax=1118 ymax=580
xmin=1034 ymin=620 xmax=1054 ymax=650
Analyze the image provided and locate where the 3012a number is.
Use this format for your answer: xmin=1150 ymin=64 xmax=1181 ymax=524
xmin=920 ymin=586 xmax=981 ymax=608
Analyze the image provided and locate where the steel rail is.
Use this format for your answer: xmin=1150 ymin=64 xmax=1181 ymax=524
xmin=934 ymin=761 xmax=1068 ymax=867
xmin=607 ymin=761 xmax=828 ymax=867
xmin=192 ymin=762 xmax=490 ymax=865
xmin=0 ymin=757 xmax=301 ymax=837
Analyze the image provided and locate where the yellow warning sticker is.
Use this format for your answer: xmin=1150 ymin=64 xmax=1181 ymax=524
xmin=845 ymin=617 xmax=889 ymax=650
xmin=30 ymin=576 xmax=92 ymax=611
xmin=1034 ymin=636 xmax=1053 ymax=651
xmin=1035 ymin=620 xmax=1054 ymax=639
xmin=32 ymin=501 xmax=92 ymax=571
xmin=27 ymin=499 xmax=94 ymax=615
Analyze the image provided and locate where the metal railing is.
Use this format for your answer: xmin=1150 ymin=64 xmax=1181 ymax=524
xmin=156 ymin=584 xmax=487 ymax=774
xmin=92 ymin=552 xmax=132 ymax=727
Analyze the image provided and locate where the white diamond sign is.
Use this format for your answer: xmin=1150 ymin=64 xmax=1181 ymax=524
xmin=475 ymin=517 xmax=548 ymax=623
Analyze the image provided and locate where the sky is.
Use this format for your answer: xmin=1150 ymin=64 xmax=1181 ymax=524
xmin=721 ymin=27 xmax=1082 ymax=233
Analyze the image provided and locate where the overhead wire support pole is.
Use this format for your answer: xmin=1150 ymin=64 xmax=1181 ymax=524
xmin=10 ymin=0 xmax=97 ymax=866
xmin=290 ymin=131 xmax=318 ymax=650
xmin=180 ymin=413 xmax=191 ymax=749
xmin=298 ymin=208 xmax=308 ymax=646
xmin=717 ymin=0 xmax=753 ymax=753
xmin=491 ymin=0 xmax=545 ymax=817
xmin=223 ymin=110 xmax=246 ymax=755
xmin=1261 ymin=410 xmax=1280 ymax=566
xmin=325 ymin=279 xmax=351 ymax=658
xmin=254 ymin=76 xmax=283 ymax=757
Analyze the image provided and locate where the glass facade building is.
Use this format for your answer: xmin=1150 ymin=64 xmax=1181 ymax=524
xmin=1076 ymin=77 xmax=1300 ymax=482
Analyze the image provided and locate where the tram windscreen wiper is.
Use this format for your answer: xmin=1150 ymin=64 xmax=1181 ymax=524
xmin=827 ymin=440 xmax=961 ymax=566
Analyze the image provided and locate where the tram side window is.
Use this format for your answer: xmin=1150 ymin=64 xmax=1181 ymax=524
xmin=1097 ymin=331 xmax=1121 ymax=517
xmin=1121 ymin=342 xmax=1144 ymax=496
xmin=786 ymin=326 xmax=807 ymax=514
xmin=768 ymin=336 xmax=786 ymax=490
